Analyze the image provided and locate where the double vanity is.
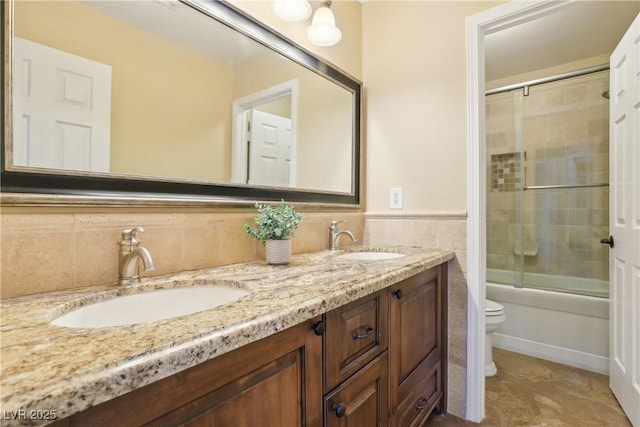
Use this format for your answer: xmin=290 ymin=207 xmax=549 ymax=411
xmin=1 ymin=247 xmax=454 ymax=426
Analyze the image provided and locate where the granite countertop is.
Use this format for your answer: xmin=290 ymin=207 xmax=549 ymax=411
xmin=0 ymin=246 xmax=454 ymax=426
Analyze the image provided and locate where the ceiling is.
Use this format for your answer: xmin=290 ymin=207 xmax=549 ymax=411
xmin=485 ymin=1 xmax=640 ymax=83
xmin=82 ymin=0 xmax=266 ymax=65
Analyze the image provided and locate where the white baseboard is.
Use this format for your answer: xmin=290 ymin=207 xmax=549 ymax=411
xmin=492 ymin=333 xmax=609 ymax=375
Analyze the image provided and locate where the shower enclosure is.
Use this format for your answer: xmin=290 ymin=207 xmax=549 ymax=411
xmin=485 ymin=67 xmax=610 ymax=298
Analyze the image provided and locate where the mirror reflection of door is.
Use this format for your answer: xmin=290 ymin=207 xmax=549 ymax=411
xmin=12 ymin=37 xmax=112 ymax=172
xmin=248 ymin=110 xmax=292 ymax=187
xmin=231 ymin=80 xmax=297 ymax=186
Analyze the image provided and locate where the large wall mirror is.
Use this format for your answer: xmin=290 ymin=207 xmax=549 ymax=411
xmin=1 ymin=0 xmax=361 ymax=205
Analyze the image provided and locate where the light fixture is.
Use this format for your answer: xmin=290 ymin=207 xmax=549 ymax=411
xmin=272 ymin=0 xmax=312 ymax=22
xmin=306 ymin=0 xmax=342 ymax=47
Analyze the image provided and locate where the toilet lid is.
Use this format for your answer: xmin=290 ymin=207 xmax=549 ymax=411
xmin=486 ymin=299 xmax=504 ymax=314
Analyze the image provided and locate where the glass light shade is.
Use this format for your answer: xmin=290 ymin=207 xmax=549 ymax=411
xmin=306 ymin=6 xmax=342 ymax=47
xmin=272 ymin=0 xmax=312 ymax=22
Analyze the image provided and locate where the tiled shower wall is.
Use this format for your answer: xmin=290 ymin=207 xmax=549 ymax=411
xmin=486 ymin=71 xmax=610 ymax=282
xmin=363 ymin=214 xmax=468 ymax=418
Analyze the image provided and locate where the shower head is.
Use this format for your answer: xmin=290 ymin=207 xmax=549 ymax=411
xmin=602 ymin=90 xmax=610 ymax=100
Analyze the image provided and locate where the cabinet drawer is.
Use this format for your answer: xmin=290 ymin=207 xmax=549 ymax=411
xmin=324 ymin=351 xmax=389 ymax=427
xmin=325 ymin=290 xmax=389 ymax=392
xmin=391 ymin=364 xmax=441 ymax=427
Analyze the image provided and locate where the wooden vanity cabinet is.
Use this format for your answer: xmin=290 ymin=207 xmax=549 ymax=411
xmin=51 ymin=262 xmax=448 ymax=427
xmin=389 ymin=265 xmax=448 ymax=427
xmin=52 ymin=317 xmax=323 ymax=427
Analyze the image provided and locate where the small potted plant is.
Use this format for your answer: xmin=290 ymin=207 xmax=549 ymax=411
xmin=244 ymin=200 xmax=304 ymax=264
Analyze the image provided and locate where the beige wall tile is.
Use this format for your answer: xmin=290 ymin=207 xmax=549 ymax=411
xmin=449 ymin=255 xmax=468 ymax=311
xmin=410 ymin=220 xmax=438 ymax=248
xmin=362 ymin=219 xmax=385 ymax=246
xmin=184 ymin=221 xmax=224 ymax=270
xmin=447 ymin=391 xmax=466 ymax=419
xmin=384 ymin=220 xmax=411 ymax=246
xmin=449 ymin=336 xmax=467 ymax=368
xmin=447 ymin=364 xmax=467 ymax=418
xmin=75 ymin=228 xmax=120 ymax=287
xmin=2 ymin=211 xmax=365 ymax=298
xmin=1 ymin=231 xmax=75 ymax=298
xmin=448 ymin=307 xmax=467 ymax=340
xmin=437 ymin=220 xmax=467 ymax=250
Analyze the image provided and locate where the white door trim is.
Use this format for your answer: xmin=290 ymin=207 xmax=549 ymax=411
xmin=231 ymin=79 xmax=298 ymax=185
xmin=465 ymin=0 xmax=577 ymax=422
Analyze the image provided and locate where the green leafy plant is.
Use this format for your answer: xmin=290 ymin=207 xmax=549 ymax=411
xmin=244 ymin=200 xmax=304 ymax=244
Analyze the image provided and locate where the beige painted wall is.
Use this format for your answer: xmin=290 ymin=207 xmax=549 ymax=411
xmin=362 ymin=1 xmax=504 ymax=213
xmin=15 ymin=1 xmax=233 ymax=181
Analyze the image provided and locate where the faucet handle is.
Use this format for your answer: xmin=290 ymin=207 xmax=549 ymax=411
xmin=121 ymin=227 xmax=144 ymax=246
xmin=330 ymin=220 xmax=346 ymax=229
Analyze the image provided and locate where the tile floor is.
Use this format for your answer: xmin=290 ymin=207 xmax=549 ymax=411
xmin=425 ymin=348 xmax=631 ymax=427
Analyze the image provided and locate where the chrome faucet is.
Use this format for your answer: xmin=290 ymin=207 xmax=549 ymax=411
xmin=118 ymin=227 xmax=155 ymax=286
xmin=329 ymin=220 xmax=356 ymax=250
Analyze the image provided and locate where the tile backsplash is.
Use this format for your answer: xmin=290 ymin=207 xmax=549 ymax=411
xmin=1 ymin=210 xmax=364 ymax=299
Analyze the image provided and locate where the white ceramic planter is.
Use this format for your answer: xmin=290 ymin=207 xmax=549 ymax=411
xmin=266 ymin=239 xmax=291 ymax=265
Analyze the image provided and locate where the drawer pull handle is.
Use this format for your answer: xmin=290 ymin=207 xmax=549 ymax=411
xmin=416 ymin=397 xmax=428 ymax=410
xmin=311 ymin=320 xmax=325 ymax=336
xmin=352 ymin=325 xmax=374 ymax=339
xmin=393 ymin=289 xmax=403 ymax=299
xmin=332 ymin=402 xmax=347 ymax=418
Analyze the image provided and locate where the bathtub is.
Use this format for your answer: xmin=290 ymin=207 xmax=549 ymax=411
xmin=486 ymin=274 xmax=609 ymax=374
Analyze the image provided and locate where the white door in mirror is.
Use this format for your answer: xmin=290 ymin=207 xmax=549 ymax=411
xmin=248 ymin=110 xmax=292 ymax=187
xmin=51 ymin=286 xmax=248 ymax=328
xmin=13 ymin=37 xmax=112 ymax=172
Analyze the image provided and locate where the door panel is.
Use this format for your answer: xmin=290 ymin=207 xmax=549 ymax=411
xmin=249 ymin=110 xmax=292 ymax=187
xmin=609 ymin=12 xmax=640 ymax=427
xmin=12 ymin=37 xmax=112 ymax=172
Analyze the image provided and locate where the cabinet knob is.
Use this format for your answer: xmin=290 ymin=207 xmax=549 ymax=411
xmin=393 ymin=289 xmax=403 ymax=299
xmin=332 ymin=402 xmax=346 ymax=418
xmin=311 ymin=320 xmax=325 ymax=336
xmin=416 ymin=397 xmax=428 ymax=410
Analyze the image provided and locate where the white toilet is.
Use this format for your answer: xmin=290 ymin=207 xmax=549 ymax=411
xmin=485 ymin=299 xmax=505 ymax=376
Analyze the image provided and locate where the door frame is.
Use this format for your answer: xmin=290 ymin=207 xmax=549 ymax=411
xmin=231 ymin=79 xmax=298 ymax=185
xmin=465 ymin=0 xmax=578 ymax=422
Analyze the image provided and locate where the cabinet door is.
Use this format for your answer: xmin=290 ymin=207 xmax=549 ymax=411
xmin=389 ymin=265 xmax=447 ymax=427
xmin=325 ymin=290 xmax=389 ymax=392
xmin=324 ymin=352 xmax=389 ymax=427
xmin=53 ymin=318 xmax=323 ymax=427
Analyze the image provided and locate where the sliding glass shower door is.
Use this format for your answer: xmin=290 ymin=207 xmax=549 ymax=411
xmin=486 ymin=69 xmax=610 ymax=298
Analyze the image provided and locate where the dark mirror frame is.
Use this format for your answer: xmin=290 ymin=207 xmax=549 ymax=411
xmin=1 ymin=0 xmax=361 ymax=206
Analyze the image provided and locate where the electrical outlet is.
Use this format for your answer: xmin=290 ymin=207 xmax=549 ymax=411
xmin=390 ymin=187 xmax=403 ymax=209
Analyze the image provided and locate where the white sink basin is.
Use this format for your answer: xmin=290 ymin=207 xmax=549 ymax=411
xmin=336 ymin=251 xmax=406 ymax=261
xmin=51 ymin=285 xmax=249 ymax=328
